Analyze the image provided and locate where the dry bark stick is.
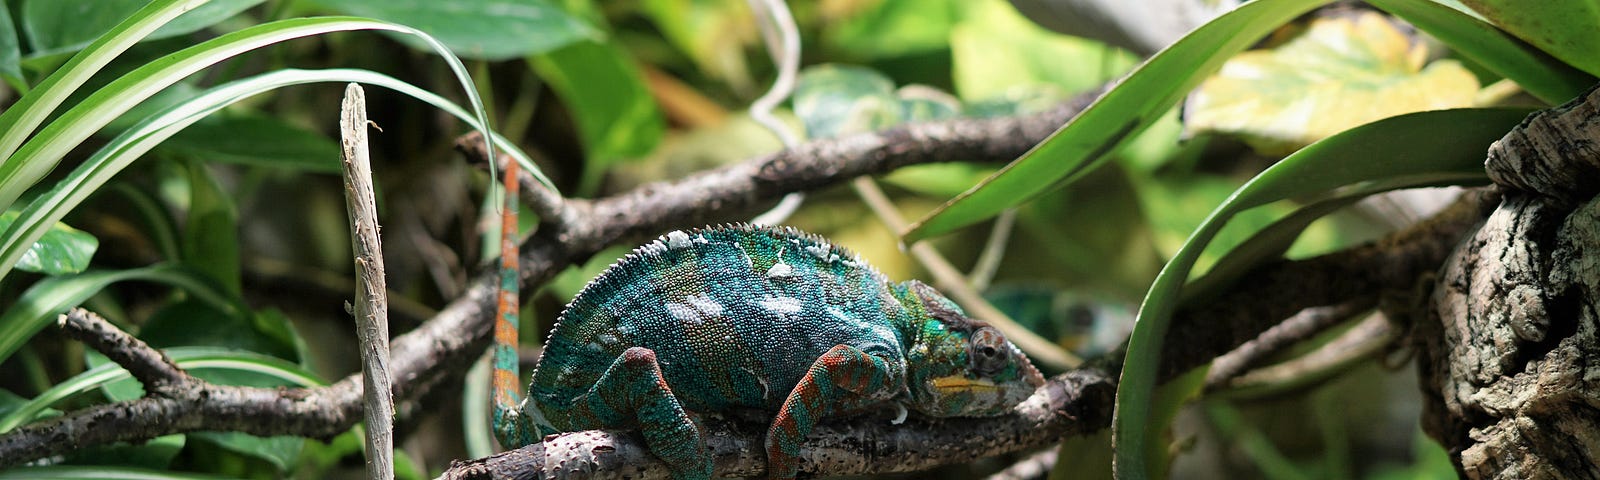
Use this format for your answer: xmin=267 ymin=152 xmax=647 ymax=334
xmin=340 ymin=83 xmax=395 ymax=480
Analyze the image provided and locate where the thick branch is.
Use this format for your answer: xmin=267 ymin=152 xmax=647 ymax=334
xmin=57 ymin=308 xmax=191 ymax=396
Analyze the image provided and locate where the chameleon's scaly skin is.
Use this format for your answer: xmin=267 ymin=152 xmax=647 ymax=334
xmin=495 ymin=224 xmax=1044 ymax=480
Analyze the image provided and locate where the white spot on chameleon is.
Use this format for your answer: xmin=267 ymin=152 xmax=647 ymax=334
xmin=616 ymin=324 xmax=637 ymax=336
xmin=686 ymin=293 xmax=724 ymax=317
xmin=805 ymin=244 xmax=831 ymax=260
xmin=666 ymin=230 xmax=691 ymax=249
xmin=693 ymin=234 xmax=710 ymax=244
xmin=761 ymin=296 xmax=803 ymax=314
xmin=766 ymin=262 xmax=793 ymax=278
xmin=666 ymin=301 xmax=703 ymax=325
xmin=891 ymin=402 xmax=908 ymax=424
xmin=639 ymin=241 xmax=667 ymax=257
xmin=829 ymin=306 xmax=900 ymax=351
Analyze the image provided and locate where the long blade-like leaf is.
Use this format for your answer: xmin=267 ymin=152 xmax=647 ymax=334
xmin=0 ymin=68 xmax=539 ymax=283
xmin=1112 ymin=107 xmax=1529 ymax=478
xmin=0 ymin=15 xmax=519 ymax=213
xmin=0 ymin=0 xmax=201 ymax=162
xmin=0 ymin=264 xmax=245 ymax=370
xmin=903 ymin=0 xmax=1332 ymax=243
xmin=1368 ymin=0 xmax=1596 ymax=105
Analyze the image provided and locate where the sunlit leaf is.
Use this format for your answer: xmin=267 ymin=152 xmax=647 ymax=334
xmin=950 ymin=0 xmax=1135 ymax=101
xmin=1366 ymin=0 xmax=1596 ymax=105
xmin=1186 ymin=12 xmax=1480 ymax=155
xmin=904 ymin=0 xmax=1333 ymax=243
xmin=792 ymin=65 xmax=902 ymax=138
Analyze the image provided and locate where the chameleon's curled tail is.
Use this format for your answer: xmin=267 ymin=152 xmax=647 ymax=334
xmin=491 ymin=157 xmax=537 ymax=448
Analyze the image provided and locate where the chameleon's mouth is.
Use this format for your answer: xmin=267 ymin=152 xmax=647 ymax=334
xmin=932 ymin=375 xmax=999 ymax=393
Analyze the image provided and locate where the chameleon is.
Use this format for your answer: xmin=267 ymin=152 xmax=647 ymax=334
xmin=490 ymin=202 xmax=1044 ymax=478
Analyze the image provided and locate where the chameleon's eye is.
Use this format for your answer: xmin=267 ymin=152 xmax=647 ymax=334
xmin=969 ymin=327 xmax=1009 ymax=375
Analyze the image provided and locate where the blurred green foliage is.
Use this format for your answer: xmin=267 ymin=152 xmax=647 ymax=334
xmin=0 ymin=0 xmax=1589 ymax=478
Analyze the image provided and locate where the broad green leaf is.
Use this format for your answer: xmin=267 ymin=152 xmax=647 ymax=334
xmin=0 ymin=1 xmax=21 ymax=84
xmin=0 ymin=264 xmax=245 ymax=365
xmin=950 ymin=0 xmax=1135 ymax=101
xmin=1 ymin=347 xmax=322 ymax=433
xmin=531 ymin=39 xmax=665 ymax=194
xmin=1112 ymin=107 xmax=1529 ymax=477
xmin=21 ymin=0 xmax=262 ymax=56
xmin=1367 ymin=0 xmax=1597 ymax=105
xmin=1135 ymin=176 xmax=1300 ymax=275
xmin=792 ymin=65 xmax=903 ymax=138
xmin=312 ymin=0 xmax=597 ymax=60
xmin=180 ymin=160 xmax=241 ymax=295
xmin=0 ymin=466 xmax=233 ymax=480
xmin=0 ymin=0 xmax=201 ymax=167
xmin=161 ymin=112 xmax=342 ymax=172
xmin=0 ymin=211 xmax=97 ymax=274
xmin=1186 ymin=12 xmax=1480 ymax=155
xmin=903 ymin=0 xmax=1334 ymax=243
xmin=1457 ymin=0 xmax=1600 ymax=79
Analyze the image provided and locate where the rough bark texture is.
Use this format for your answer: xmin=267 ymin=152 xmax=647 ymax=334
xmin=1418 ymin=83 xmax=1600 ymax=479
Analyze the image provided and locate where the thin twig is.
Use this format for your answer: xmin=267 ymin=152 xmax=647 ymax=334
xmin=1213 ymin=313 xmax=1398 ymax=397
xmin=746 ymin=0 xmax=805 ymax=225
xmin=1204 ymin=298 xmax=1375 ymax=389
xmin=57 ymin=308 xmax=190 ymax=396
xmin=340 ymin=83 xmax=394 ymax=480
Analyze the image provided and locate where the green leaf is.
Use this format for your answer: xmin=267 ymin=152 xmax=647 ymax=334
xmin=0 ymin=0 xmax=202 ymax=172
xmin=312 ymin=0 xmax=597 ymax=60
xmin=0 ymin=13 xmax=530 ymax=281
xmin=189 ymin=432 xmax=302 ymax=473
xmin=824 ymin=0 xmax=965 ymax=59
xmin=1111 ymin=107 xmax=1530 ymax=477
xmin=136 ymin=301 xmax=300 ymax=362
xmin=0 ymin=210 xmax=97 ymax=274
xmin=0 ymin=1 xmax=21 ymax=84
xmin=1367 ymin=0 xmax=1597 ymax=105
xmin=903 ymin=0 xmax=1334 ymax=243
xmin=0 ymin=15 xmax=508 ymax=218
xmin=1186 ymin=12 xmax=1480 ymax=155
xmin=180 ymin=160 xmax=241 ymax=295
xmin=1456 ymin=0 xmax=1600 ymax=79
xmin=792 ymin=65 xmax=902 ymax=138
xmin=0 ymin=264 xmax=245 ymax=365
xmin=21 ymin=0 xmax=263 ymax=56
xmin=641 ymin=0 xmax=753 ymax=89
xmin=161 ymin=112 xmax=342 ymax=172
xmin=950 ymin=0 xmax=1135 ymax=101
xmin=1 ymin=347 xmax=322 ymax=433
xmin=531 ymin=39 xmax=665 ymax=194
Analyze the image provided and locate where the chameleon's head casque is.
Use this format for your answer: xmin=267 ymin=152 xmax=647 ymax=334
xmin=894 ymin=280 xmax=1045 ymax=418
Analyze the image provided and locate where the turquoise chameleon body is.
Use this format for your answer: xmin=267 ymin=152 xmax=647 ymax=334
xmin=493 ymin=224 xmax=1045 ymax=480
